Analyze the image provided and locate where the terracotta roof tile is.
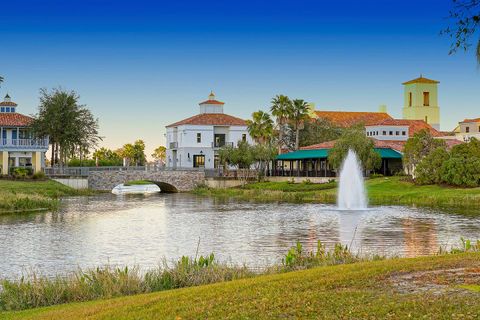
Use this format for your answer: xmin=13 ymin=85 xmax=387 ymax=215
xmin=366 ymin=119 xmax=442 ymax=137
xmin=314 ymin=111 xmax=393 ymax=127
xmin=461 ymin=118 xmax=480 ymax=123
xmin=199 ymin=99 xmax=225 ymax=105
xmin=402 ymin=76 xmax=439 ymax=85
xmin=166 ymin=113 xmax=246 ymax=127
xmin=0 ymin=113 xmax=33 ymax=126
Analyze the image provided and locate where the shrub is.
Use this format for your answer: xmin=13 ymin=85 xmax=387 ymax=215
xmin=32 ymin=171 xmax=46 ymax=180
xmin=415 ymin=147 xmax=449 ymax=185
xmin=440 ymin=156 xmax=480 ymax=187
xmin=10 ymin=167 xmax=33 ymax=179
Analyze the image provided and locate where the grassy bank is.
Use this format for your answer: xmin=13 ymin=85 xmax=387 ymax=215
xmin=194 ymin=176 xmax=480 ymax=210
xmin=0 ymin=179 xmax=94 ymax=213
xmin=3 ymin=252 xmax=480 ymax=319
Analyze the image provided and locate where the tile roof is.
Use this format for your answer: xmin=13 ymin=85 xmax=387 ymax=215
xmin=0 ymin=101 xmax=18 ymax=107
xmin=402 ymin=76 xmax=439 ymax=85
xmin=199 ymin=99 xmax=225 ymax=105
xmin=366 ymin=119 xmax=442 ymax=137
xmin=0 ymin=113 xmax=33 ymax=126
xmin=166 ymin=113 xmax=246 ymax=127
xmin=461 ymin=118 xmax=480 ymax=123
xmin=314 ymin=111 xmax=393 ymax=127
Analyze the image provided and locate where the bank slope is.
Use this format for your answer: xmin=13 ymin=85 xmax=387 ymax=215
xmin=4 ymin=253 xmax=480 ymax=320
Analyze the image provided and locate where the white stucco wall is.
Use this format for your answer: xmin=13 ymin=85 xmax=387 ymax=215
xmin=365 ymin=125 xmax=409 ymax=141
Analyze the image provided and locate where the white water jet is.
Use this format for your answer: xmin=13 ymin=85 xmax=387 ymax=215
xmin=337 ymin=149 xmax=367 ymax=210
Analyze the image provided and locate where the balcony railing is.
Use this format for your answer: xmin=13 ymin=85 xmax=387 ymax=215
xmin=212 ymin=142 xmax=234 ymax=148
xmin=0 ymin=138 xmax=49 ymax=149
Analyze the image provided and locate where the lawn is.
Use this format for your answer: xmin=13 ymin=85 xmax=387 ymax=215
xmin=193 ymin=176 xmax=480 ymax=211
xmin=0 ymin=179 xmax=94 ymax=213
xmin=3 ymin=253 xmax=480 ymax=319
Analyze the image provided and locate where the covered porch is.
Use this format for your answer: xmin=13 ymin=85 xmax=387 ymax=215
xmin=272 ymin=148 xmax=403 ymax=177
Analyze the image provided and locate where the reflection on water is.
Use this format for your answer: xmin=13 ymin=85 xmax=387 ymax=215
xmin=0 ymin=193 xmax=479 ymax=279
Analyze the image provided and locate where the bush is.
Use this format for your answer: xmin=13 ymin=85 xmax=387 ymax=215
xmin=415 ymin=147 xmax=449 ymax=185
xmin=440 ymin=156 xmax=480 ymax=187
xmin=10 ymin=167 xmax=33 ymax=179
xmin=32 ymin=171 xmax=46 ymax=180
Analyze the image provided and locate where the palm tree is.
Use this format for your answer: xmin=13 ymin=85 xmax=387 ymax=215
xmin=270 ymin=95 xmax=292 ymax=152
xmin=0 ymin=76 xmax=4 ymax=87
xmin=246 ymin=111 xmax=274 ymax=144
xmin=290 ymin=99 xmax=311 ymax=150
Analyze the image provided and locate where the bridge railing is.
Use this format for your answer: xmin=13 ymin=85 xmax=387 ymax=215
xmin=43 ymin=166 xmax=218 ymax=177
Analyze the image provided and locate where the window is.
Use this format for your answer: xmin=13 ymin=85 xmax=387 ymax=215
xmin=466 ymin=126 xmax=470 ymax=133
xmin=196 ymin=133 xmax=201 ymax=143
xmin=402 ymin=131 xmax=406 ymax=136
xmin=0 ymin=107 xmax=4 ymax=112
xmin=396 ymin=131 xmax=400 ymax=136
xmin=376 ymin=131 xmax=379 ymax=136
xmin=193 ymin=155 xmax=205 ymax=168
xmin=408 ymin=92 xmax=412 ymax=107
xmin=242 ymin=134 xmax=247 ymax=142
xmin=423 ymin=92 xmax=430 ymax=106
xmin=11 ymin=108 xmax=15 ymax=113
xmin=389 ymin=131 xmax=393 ymax=135
xmin=382 ymin=131 xmax=387 ymax=135
xmin=5 ymin=107 xmax=10 ymax=112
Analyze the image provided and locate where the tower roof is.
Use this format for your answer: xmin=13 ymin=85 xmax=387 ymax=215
xmin=199 ymin=91 xmax=224 ymax=105
xmin=402 ymin=75 xmax=439 ymax=85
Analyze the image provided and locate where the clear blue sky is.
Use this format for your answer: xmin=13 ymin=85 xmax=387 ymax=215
xmin=1 ymin=0 xmax=479 ymax=157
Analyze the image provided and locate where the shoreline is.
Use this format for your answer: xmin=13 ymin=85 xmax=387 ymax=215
xmin=192 ymin=176 xmax=480 ymax=213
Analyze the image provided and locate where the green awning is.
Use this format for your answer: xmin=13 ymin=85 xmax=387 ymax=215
xmin=276 ymin=148 xmax=402 ymax=160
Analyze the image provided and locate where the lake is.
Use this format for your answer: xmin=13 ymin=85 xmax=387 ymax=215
xmin=0 ymin=193 xmax=479 ymax=279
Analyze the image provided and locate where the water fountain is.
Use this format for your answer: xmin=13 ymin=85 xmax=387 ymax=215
xmin=337 ymin=149 xmax=367 ymax=210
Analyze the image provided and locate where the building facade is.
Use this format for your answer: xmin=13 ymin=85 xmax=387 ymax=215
xmin=455 ymin=118 xmax=480 ymax=142
xmin=165 ymin=92 xmax=253 ymax=169
xmin=0 ymin=94 xmax=49 ymax=175
xmin=402 ymin=75 xmax=440 ymax=130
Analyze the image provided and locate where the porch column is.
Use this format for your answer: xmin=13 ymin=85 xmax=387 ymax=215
xmin=1 ymin=151 xmax=8 ymax=175
xmin=32 ymin=151 xmax=42 ymax=173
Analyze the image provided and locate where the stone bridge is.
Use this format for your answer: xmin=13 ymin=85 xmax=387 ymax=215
xmin=88 ymin=170 xmax=206 ymax=192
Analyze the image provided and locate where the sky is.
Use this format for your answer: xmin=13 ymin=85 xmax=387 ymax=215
xmin=1 ymin=0 xmax=479 ymax=159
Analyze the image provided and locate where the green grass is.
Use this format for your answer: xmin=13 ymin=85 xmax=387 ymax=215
xmin=194 ymin=177 xmax=480 ymax=211
xmin=0 ymin=179 xmax=95 ymax=213
xmin=123 ymin=180 xmax=155 ymax=186
xmin=3 ymin=253 xmax=480 ymax=319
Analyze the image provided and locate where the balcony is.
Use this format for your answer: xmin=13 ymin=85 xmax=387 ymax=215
xmin=0 ymin=138 xmax=49 ymax=150
xmin=212 ymin=141 xmax=234 ymax=149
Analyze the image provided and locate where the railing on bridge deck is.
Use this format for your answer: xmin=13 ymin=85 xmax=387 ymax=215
xmin=43 ymin=166 xmax=226 ymax=177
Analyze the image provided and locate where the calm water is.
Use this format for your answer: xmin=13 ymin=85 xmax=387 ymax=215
xmin=0 ymin=193 xmax=479 ymax=279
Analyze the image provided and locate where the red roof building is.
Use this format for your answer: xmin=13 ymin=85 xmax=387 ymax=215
xmin=314 ymin=110 xmax=393 ymax=127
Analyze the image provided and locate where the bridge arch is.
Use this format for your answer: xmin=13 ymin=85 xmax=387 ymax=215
xmin=88 ymin=169 xmax=205 ymax=192
xmin=146 ymin=181 xmax=178 ymax=193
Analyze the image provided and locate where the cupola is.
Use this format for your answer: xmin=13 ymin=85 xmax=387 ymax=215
xmin=198 ymin=91 xmax=225 ymax=114
xmin=0 ymin=94 xmax=18 ymax=113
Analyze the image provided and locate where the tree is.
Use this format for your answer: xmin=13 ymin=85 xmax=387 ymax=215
xmin=328 ymin=129 xmax=381 ymax=172
xmin=218 ymin=140 xmax=255 ymax=185
xmin=440 ymin=138 xmax=480 ymax=187
xmin=270 ymin=95 xmax=293 ymax=152
xmin=92 ymin=147 xmax=123 ymax=166
xmin=118 ymin=140 xmax=146 ymax=166
xmin=0 ymin=76 xmax=3 ymax=86
xmin=298 ymin=118 xmax=343 ymax=148
xmin=443 ymin=0 xmax=480 ymax=64
xmin=252 ymin=143 xmax=277 ymax=179
xmin=403 ymin=130 xmax=446 ymax=177
xmin=414 ymin=147 xmax=450 ymax=185
xmin=31 ymin=88 xmax=101 ymax=166
xmin=151 ymin=146 xmax=167 ymax=164
xmin=289 ymin=99 xmax=311 ymax=150
xmin=246 ymin=111 xmax=274 ymax=144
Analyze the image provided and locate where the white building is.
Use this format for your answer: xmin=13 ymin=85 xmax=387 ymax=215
xmin=165 ymin=92 xmax=253 ymax=169
xmin=455 ymin=118 xmax=480 ymax=142
xmin=0 ymin=94 xmax=49 ymax=174
xmin=365 ymin=119 xmax=441 ymax=142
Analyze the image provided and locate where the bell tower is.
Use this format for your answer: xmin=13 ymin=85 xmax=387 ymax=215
xmin=402 ymin=75 xmax=440 ymax=130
